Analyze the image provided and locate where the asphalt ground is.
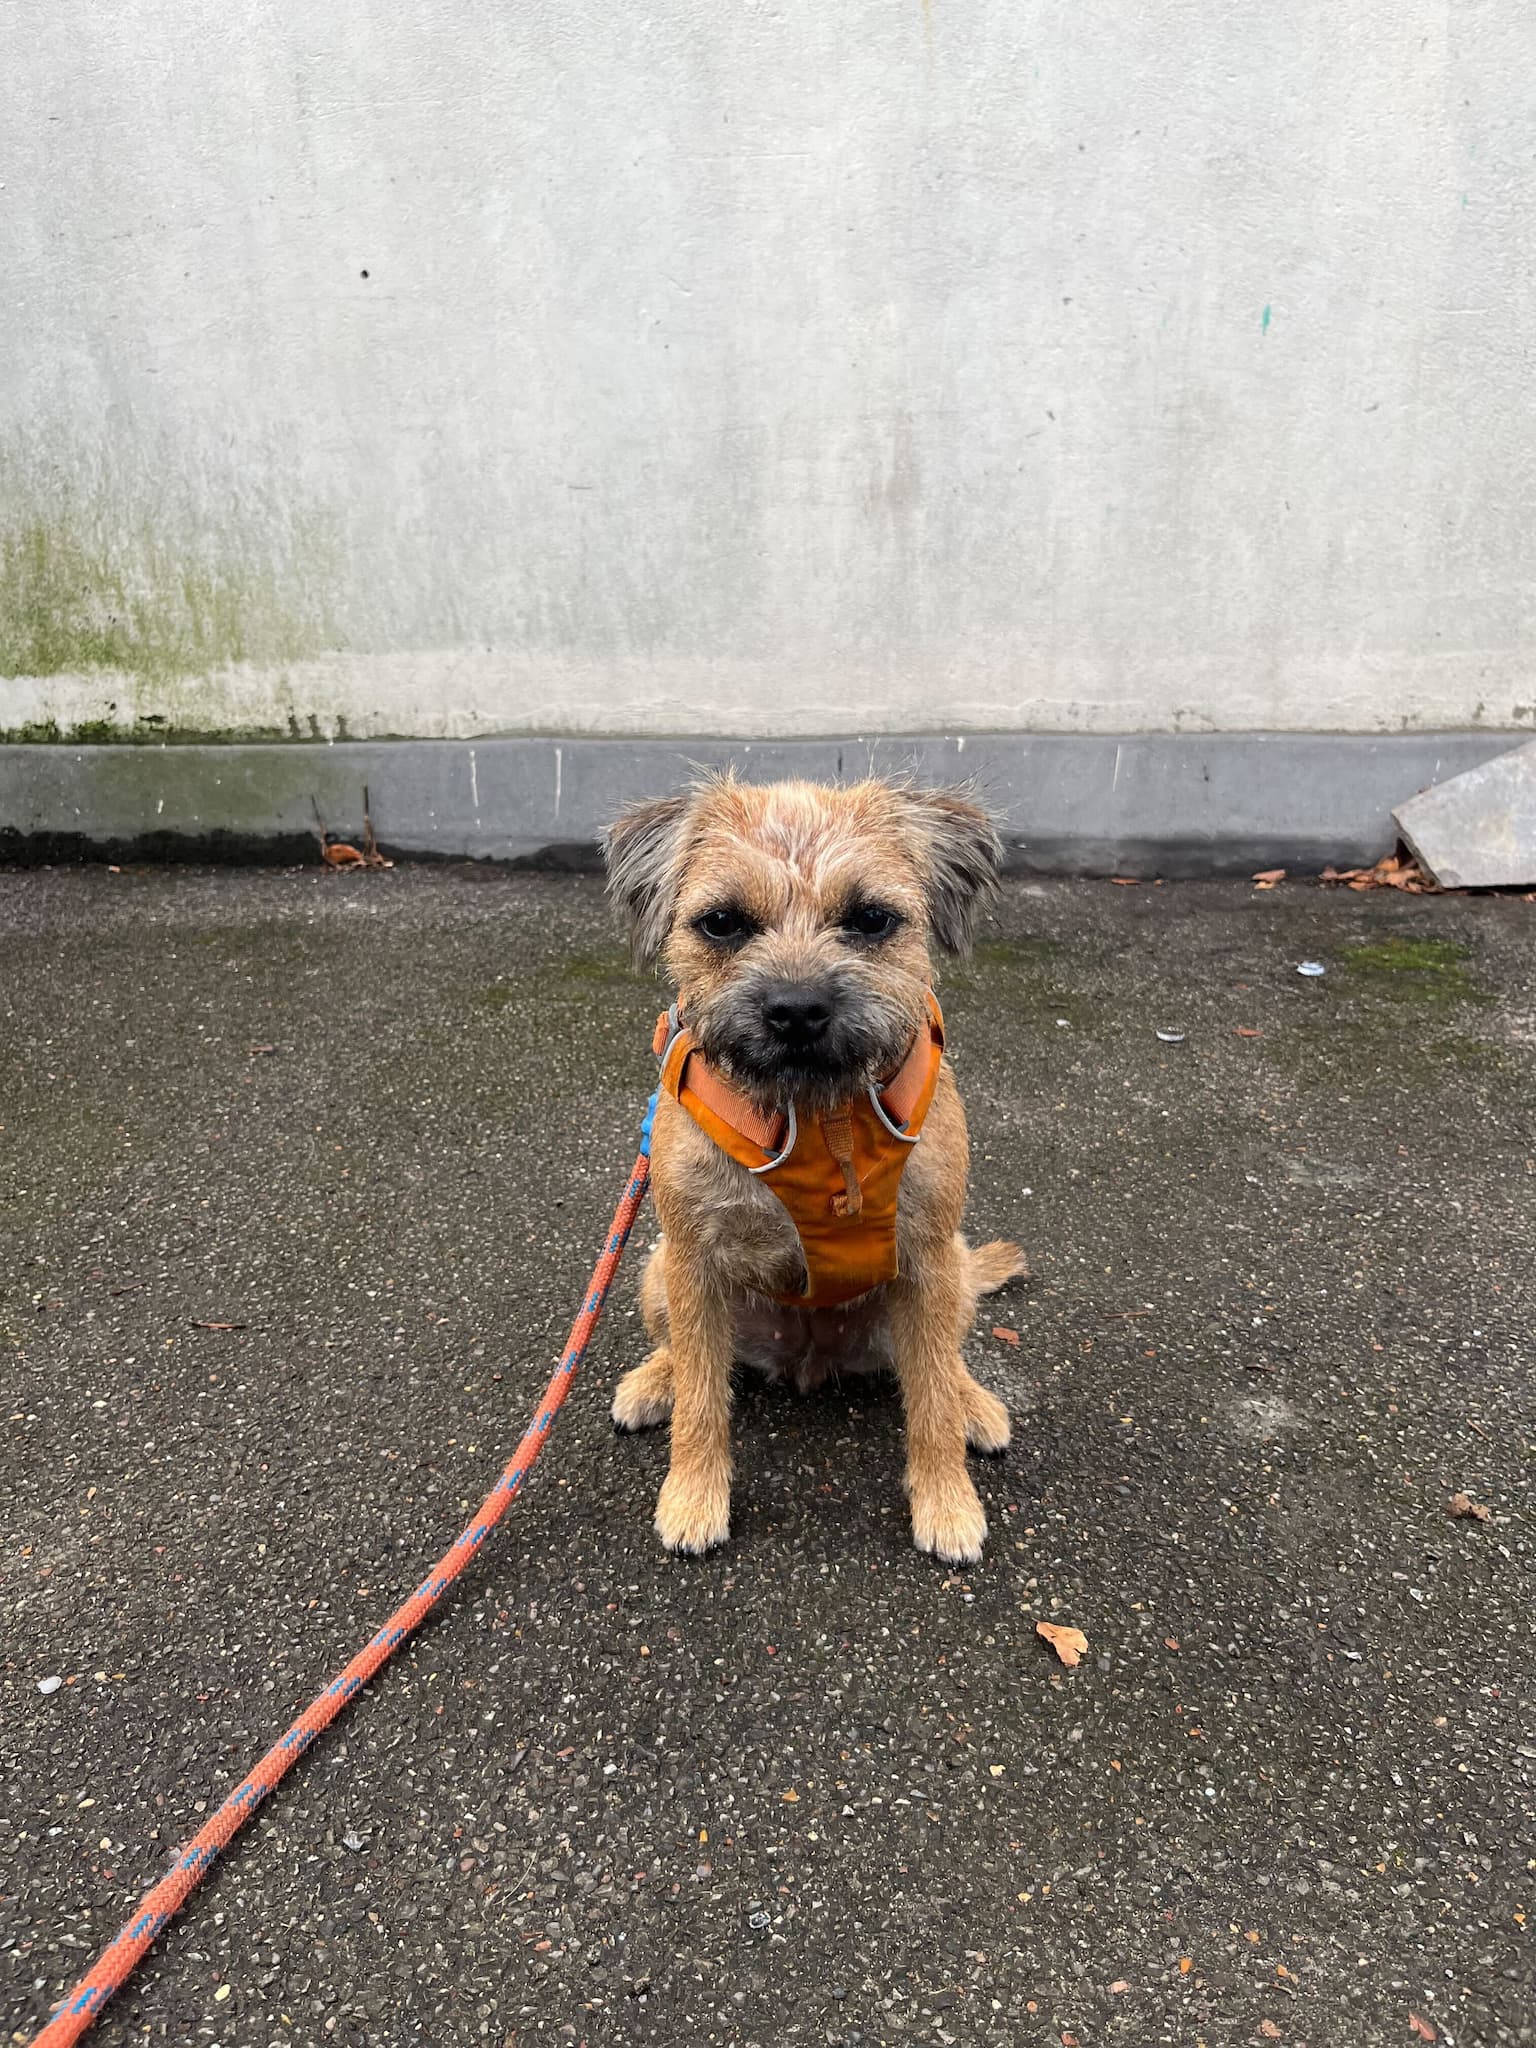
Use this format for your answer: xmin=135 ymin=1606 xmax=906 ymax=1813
xmin=1 ymin=864 xmax=1532 ymax=2048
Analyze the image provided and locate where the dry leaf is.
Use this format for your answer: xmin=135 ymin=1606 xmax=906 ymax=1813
xmin=992 ymin=1325 xmax=1021 ymax=1347
xmin=1449 ymin=1492 xmax=1491 ymax=1523
xmin=780 ymin=1787 xmax=800 ymax=1803
xmin=1235 ymin=1027 xmax=1264 ymax=1039
xmin=1408 ymin=2017 xmax=1436 ymax=2043
xmin=1319 ymin=853 xmax=1444 ymax=895
xmin=1109 ymin=1980 xmax=1129 ymax=1994
xmin=322 ymin=842 xmax=366 ymax=867
xmin=1036 ymin=1620 xmax=1088 ymax=1668
xmin=1179 ymin=1957 xmax=1193 ymax=1975
xmin=1252 ymin=869 xmax=1286 ymax=888
xmin=190 ymin=1320 xmax=246 ymax=1331
xmin=1164 ymin=1637 xmax=1180 ymax=1651
xmin=1258 ymin=2024 xmax=1282 ymax=2040
xmin=1109 ymin=876 xmax=1140 ymax=886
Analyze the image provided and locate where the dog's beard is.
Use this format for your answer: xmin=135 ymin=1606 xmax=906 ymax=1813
xmin=691 ymin=973 xmax=917 ymax=1113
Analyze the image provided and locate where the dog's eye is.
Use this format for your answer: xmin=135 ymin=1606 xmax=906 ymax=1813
xmin=842 ymin=903 xmax=902 ymax=940
xmin=695 ymin=907 xmax=754 ymax=943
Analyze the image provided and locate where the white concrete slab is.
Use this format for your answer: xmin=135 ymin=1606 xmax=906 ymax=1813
xmin=1394 ymin=740 xmax=1536 ymax=888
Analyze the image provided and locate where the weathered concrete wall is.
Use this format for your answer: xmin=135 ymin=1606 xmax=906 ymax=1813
xmin=4 ymin=1 xmax=1534 ymax=743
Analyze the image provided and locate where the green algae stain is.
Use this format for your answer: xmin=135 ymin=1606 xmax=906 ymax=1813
xmin=0 ymin=514 xmax=336 ymax=684
xmin=1340 ymin=936 xmax=1491 ymax=1006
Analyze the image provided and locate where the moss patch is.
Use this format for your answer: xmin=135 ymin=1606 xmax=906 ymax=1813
xmin=0 ymin=515 xmax=336 ymax=684
xmin=946 ymin=934 xmax=1098 ymax=1025
xmin=1338 ymin=936 xmax=1492 ymax=1006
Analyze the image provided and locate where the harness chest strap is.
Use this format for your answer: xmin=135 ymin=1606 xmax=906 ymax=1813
xmin=651 ymin=993 xmax=946 ymax=1309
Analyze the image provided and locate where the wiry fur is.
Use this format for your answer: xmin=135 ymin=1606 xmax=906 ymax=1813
xmin=603 ymin=775 xmax=1024 ymax=1564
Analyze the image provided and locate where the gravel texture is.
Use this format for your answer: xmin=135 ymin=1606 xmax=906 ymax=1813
xmin=1 ymin=865 xmax=1533 ymax=2048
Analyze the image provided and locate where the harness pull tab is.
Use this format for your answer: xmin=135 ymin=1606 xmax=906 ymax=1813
xmin=820 ymin=1110 xmax=863 ymax=1218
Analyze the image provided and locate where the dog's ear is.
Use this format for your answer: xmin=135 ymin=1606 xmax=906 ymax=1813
xmin=604 ymin=793 xmax=691 ymax=965
xmin=906 ymin=787 xmax=1003 ymax=953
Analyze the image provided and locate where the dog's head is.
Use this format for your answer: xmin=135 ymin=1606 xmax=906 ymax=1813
xmin=605 ymin=776 xmax=1002 ymax=1109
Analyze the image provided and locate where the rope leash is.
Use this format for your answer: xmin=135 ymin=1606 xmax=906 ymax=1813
xmin=29 ymin=1096 xmax=659 ymax=2047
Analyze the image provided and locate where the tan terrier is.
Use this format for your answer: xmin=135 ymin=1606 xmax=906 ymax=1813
xmin=603 ymin=774 xmax=1024 ymax=1564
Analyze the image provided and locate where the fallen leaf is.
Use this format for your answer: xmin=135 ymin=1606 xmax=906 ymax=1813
xmin=322 ymin=842 xmax=366 ymax=867
xmin=1164 ymin=1637 xmax=1180 ymax=1651
xmin=992 ymin=1325 xmax=1021 ymax=1347
xmin=1408 ymin=2017 xmax=1436 ymax=2043
xmin=1235 ymin=1027 xmax=1264 ymax=1039
xmin=1110 ymin=876 xmax=1140 ymax=885
xmin=1252 ymin=869 xmax=1286 ymax=888
xmin=1449 ymin=1492 xmax=1491 ymax=1522
xmin=1179 ymin=1956 xmax=1193 ymax=1974
xmin=1258 ymin=2024 xmax=1282 ymax=2040
xmin=1062 ymin=2035 xmax=1079 ymax=2047
xmin=1109 ymin=1980 xmax=1130 ymax=1994
xmin=190 ymin=1320 xmax=246 ymax=1332
xmin=780 ymin=1788 xmax=800 ymax=1803
xmin=1319 ymin=853 xmax=1444 ymax=895
xmin=1036 ymin=1620 xmax=1089 ymax=1668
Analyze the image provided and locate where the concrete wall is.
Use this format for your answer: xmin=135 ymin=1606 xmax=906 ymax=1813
xmin=4 ymin=1 xmax=1534 ymax=745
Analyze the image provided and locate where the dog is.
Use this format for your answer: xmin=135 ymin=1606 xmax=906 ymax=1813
xmin=603 ymin=774 xmax=1024 ymax=1564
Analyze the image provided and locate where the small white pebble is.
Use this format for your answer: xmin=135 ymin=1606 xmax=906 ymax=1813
xmin=38 ymin=1675 xmax=63 ymax=1696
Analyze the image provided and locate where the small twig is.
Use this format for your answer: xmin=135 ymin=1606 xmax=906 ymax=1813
xmin=1467 ymin=1418 xmax=1493 ymax=1442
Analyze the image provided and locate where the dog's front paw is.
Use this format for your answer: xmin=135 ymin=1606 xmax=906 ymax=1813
xmin=910 ymin=1473 xmax=987 ymax=1564
xmin=655 ymin=1467 xmax=731 ymax=1554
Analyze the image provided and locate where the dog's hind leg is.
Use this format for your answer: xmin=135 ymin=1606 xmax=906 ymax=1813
xmin=960 ymin=1371 xmax=1011 ymax=1454
xmin=612 ymin=1243 xmax=675 ymax=1431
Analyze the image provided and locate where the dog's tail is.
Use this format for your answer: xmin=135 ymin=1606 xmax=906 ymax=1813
xmin=968 ymin=1238 xmax=1029 ymax=1294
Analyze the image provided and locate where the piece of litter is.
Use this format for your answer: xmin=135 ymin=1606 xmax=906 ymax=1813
xmin=1449 ymin=1491 xmax=1492 ymax=1523
xmin=1035 ymin=1620 xmax=1089 ymax=1668
xmin=342 ymin=1829 xmax=366 ymax=1852
xmin=1156 ymin=1030 xmax=1185 ymax=1044
xmin=991 ymin=1326 xmax=1020 ymax=1347
xmin=1235 ymin=1027 xmax=1264 ymax=1039
xmin=38 ymin=1675 xmax=62 ymax=1696
xmin=1297 ymin=961 xmax=1326 ymax=977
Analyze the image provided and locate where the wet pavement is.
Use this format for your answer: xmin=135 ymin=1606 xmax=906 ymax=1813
xmin=1 ymin=864 xmax=1532 ymax=2048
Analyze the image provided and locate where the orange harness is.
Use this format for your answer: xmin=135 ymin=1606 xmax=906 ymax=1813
xmin=653 ymin=993 xmax=945 ymax=1308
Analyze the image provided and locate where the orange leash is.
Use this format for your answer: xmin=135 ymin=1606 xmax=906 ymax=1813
xmin=27 ymin=1101 xmax=658 ymax=2046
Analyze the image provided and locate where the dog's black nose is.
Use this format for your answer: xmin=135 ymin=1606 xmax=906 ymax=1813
xmin=761 ymin=983 xmax=832 ymax=1044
